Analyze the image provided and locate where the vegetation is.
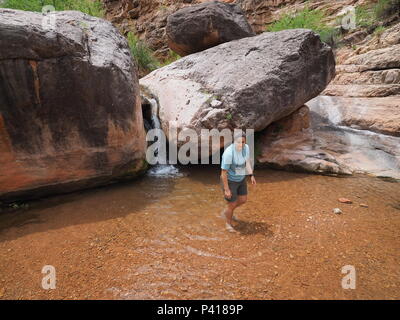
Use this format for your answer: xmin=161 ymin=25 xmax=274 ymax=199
xmin=267 ymin=7 xmax=339 ymax=46
xmin=161 ymin=50 xmax=181 ymax=67
xmin=267 ymin=0 xmax=399 ymax=47
xmin=127 ymin=32 xmax=160 ymax=75
xmin=127 ymin=35 xmax=181 ymax=75
xmin=374 ymin=0 xmax=400 ymax=19
xmin=356 ymin=0 xmax=400 ymax=28
xmin=1 ymin=0 xmax=181 ymax=74
xmin=373 ymin=25 xmax=387 ymax=35
xmin=355 ymin=5 xmax=375 ymax=28
xmin=0 ymin=0 xmax=104 ymax=17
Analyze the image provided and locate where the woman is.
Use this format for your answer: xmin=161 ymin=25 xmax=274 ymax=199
xmin=220 ymin=133 xmax=256 ymax=232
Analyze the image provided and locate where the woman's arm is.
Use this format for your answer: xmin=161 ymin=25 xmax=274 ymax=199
xmin=246 ymin=159 xmax=256 ymax=185
xmin=245 ymin=159 xmax=253 ymax=175
xmin=221 ymin=169 xmax=232 ymax=199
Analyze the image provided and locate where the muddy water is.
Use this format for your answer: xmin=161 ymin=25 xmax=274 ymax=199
xmin=0 ymin=166 xmax=399 ymax=299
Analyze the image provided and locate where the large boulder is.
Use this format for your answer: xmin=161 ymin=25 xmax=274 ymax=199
xmin=140 ymin=29 xmax=335 ymax=153
xmin=0 ymin=9 xmax=147 ymax=202
xmin=166 ymin=1 xmax=255 ymax=56
xmin=255 ymin=105 xmax=354 ymax=175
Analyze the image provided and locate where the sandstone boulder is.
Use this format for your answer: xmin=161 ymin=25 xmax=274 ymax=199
xmin=166 ymin=1 xmax=255 ymax=56
xmin=140 ymin=29 xmax=335 ymax=153
xmin=0 ymin=9 xmax=147 ymax=202
xmin=256 ymin=105 xmax=354 ymax=176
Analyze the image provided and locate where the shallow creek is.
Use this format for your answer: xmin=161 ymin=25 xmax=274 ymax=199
xmin=0 ymin=165 xmax=399 ymax=299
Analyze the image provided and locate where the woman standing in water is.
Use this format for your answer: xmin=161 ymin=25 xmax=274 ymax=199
xmin=220 ymin=133 xmax=256 ymax=232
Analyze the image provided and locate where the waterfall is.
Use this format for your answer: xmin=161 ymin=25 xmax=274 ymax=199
xmin=307 ymin=96 xmax=400 ymax=179
xmin=148 ymin=98 xmax=161 ymax=131
xmin=145 ymin=98 xmax=182 ymax=178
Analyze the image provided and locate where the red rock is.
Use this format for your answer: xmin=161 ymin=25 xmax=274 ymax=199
xmin=0 ymin=10 xmax=147 ymax=202
xmin=166 ymin=1 xmax=255 ymax=56
xmin=338 ymin=198 xmax=352 ymax=204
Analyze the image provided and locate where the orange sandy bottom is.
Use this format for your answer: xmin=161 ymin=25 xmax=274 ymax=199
xmin=0 ymin=166 xmax=399 ymax=299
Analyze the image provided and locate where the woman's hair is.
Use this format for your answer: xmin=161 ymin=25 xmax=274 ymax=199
xmin=233 ymin=131 xmax=246 ymax=142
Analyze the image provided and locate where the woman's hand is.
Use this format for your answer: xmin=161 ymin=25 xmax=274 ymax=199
xmin=250 ymin=176 xmax=256 ymax=185
xmin=224 ymin=188 xmax=232 ymax=199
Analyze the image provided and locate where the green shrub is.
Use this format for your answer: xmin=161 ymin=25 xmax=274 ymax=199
xmin=355 ymin=5 xmax=375 ymax=28
xmin=267 ymin=7 xmax=338 ymax=45
xmin=356 ymin=0 xmax=400 ymax=28
xmin=0 ymin=0 xmax=104 ymax=17
xmin=127 ymin=32 xmax=160 ymax=74
xmin=161 ymin=50 xmax=181 ymax=67
xmin=374 ymin=0 xmax=400 ymax=19
xmin=373 ymin=25 xmax=387 ymax=35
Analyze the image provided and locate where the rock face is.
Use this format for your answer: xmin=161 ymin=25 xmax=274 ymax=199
xmin=324 ymin=23 xmax=400 ymax=98
xmin=257 ymin=105 xmax=354 ymax=176
xmin=166 ymin=1 xmax=255 ymax=56
xmin=0 ymin=9 xmax=147 ymax=202
xmin=104 ymin=0 xmax=190 ymax=59
xmin=102 ymin=0 xmax=367 ymax=60
xmin=310 ymin=96 xmax=400 ymax=137
xmin=258 ymin=21 xmax=400 ymax=179
xmin=140 ymin=29 xmax=335 ymax=153
xmin=257 ymin=100 xmax=400 ymax=178
xmin=312 ymin=22 xmax=400 ymax=178
xmin=308 ymin=96 xmax=399 ymax=178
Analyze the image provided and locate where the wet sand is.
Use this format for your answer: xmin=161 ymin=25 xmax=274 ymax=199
xmin=0 ymin=166 xmax=399 ymax=299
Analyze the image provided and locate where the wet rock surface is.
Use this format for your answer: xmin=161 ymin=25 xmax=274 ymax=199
xmin=290 ymin=22 xmax=400 ymax=179
xmin=0 ymin=9 xmax=147 ymax=202
xmin=257 ymin=105 xmax=353 ymax=176
xmin=257 ymin=97 xmax=400 ymax=179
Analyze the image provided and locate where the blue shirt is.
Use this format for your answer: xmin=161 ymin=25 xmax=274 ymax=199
xmin=221 ymin=143 xmax=250 ymax=182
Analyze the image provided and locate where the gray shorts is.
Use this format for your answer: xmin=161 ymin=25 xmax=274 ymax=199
xmin=221 ymin=178 xmax=248 ymax=202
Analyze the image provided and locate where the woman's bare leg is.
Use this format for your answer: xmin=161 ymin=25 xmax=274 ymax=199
xmin=223 ymin=201 xmax=238 ymax=226
xmin=236 ymin=195 xmax=247 ymax=208
xmin=223 ymin=196 xmax=247 ymax=225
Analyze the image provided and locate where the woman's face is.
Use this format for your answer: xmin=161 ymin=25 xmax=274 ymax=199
xmin=234 ymin=137 xmax=246 ymax=150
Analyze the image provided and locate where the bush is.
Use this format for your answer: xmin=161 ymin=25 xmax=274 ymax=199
xmin=374 ymin=0 xmax=400 ymax=19
xmin=161 ymin=50 xmax=181 ymax=67
xmin=373 ymin=25 xmax=387 ymax=35
xmin=355 ymin=5 xmax=375 ymax=28
xmin=127 ymin=32 xmax=160 ymax=74
xmin=267 ymin=7 xmax=338 ymax=45
xmin=356 ymin=0 xmax=400 ymax=28
xmin=0 ymin=0 xmax=104 ymax=17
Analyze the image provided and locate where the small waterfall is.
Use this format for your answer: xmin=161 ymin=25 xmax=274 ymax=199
xmin=307 ymin=96 xmax=400 ymax=179
xmin=148 ymin=98 xmax=161 ymax=131
xmin=143 ymin=97 xmax=182 ymax=178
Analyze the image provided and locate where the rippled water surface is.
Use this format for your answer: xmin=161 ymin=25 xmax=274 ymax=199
xmin=0 ymin=166 xmax=399 ymax=299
